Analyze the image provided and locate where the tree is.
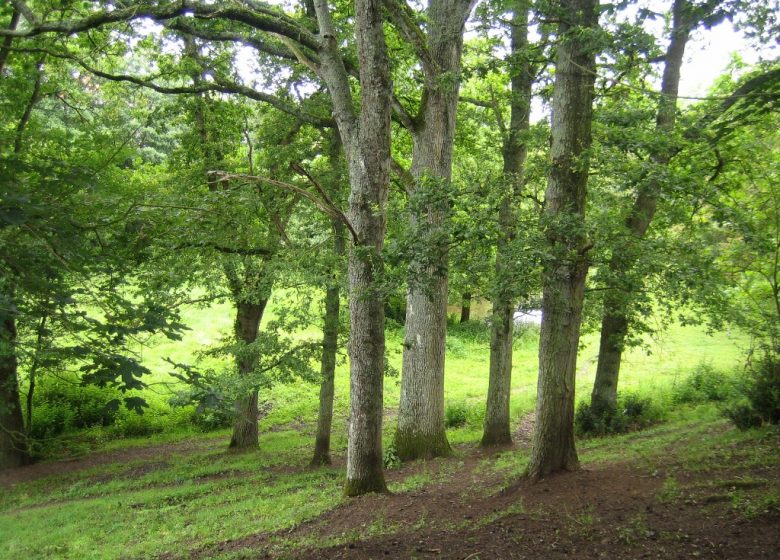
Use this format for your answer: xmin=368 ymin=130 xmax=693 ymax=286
xmin=527 ymin=0 xmax=599 ymax=480
xmin=0 ymin=31 xmax=186 ymax=467
xmin=311 ymin=131 xmax=348 ymax=467
xmin=482 ymin=0 xmax=537 ymax=447
xmin=389 ymin=0 xmax=478 ymax=462
xmin=1 ymin=0 xmax=396 ymax=494
xmin=591 ymin=0 xmax=728 ymax=412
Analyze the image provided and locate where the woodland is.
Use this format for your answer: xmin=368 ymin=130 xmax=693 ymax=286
xmin=0 ymin=0 xmax=779 ymax=558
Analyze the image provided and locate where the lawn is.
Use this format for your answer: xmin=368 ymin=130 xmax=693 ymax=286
xmin=0 ymin=299 xmax=759 ymax=559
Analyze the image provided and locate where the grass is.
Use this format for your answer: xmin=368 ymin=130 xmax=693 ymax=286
xmin=1 ymin=295 xmax=761 ymax=559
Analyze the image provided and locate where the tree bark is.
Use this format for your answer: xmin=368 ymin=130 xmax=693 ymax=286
xmin=395 ymin=0 xmax=475 ymax=462
xmin=591 ymin=0 xmax=692 ymax=411
xmin=311 ymin=219 xmax=345 ymax=466
xmin=312 ymin=0 xmax=393 ymax=495
xmin=1 ymin=305 xmax=28 ymax=470
xmin=527 ymin=0 xmax=598 ymax=480
xmin=482 ymin=0 xmax=533 ymax=447
xmin=460 ymin=293 xmax=471 ymax=323
xmin=228 ymin=299 xmax=267 ymax=450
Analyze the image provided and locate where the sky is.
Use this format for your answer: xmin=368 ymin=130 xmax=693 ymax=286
xmin=679 ymin=19 xmax=774 ymax=97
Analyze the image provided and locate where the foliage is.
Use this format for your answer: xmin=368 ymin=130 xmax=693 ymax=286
xmin=444 ymin=400 xmax=484 ymax=430
xmin=723 ymin=354 xmax=780 ymax=430
xmin=672 ymin=363 xmax=737 ymax=404
xmin=29 ymin=377 xmax=122 ymax=440
xmin=575 ymin=393 xmax=662 ymax=437
xmin=383 ymin=442 xmax=401 ymax=470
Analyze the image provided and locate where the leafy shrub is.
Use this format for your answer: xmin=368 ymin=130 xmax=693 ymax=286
xmin=111 ymin=409 xmax=165 ymax=437
xmin=31 ymin=377 xmax=121 ymax=438
xmin=29 ymin=403 xmax=76 ymax=440
xmin=575 ymin=393 xmax=661 ymax=437
xmin=722 ymin=401 xmax=763 ymax=430
xmin=723 ymin=354 xmax=780 ymax=430
xmin=744 ymin=354 xmax=780 ymax=425
xmin=672 ymin=363 xmax=735 ymax=404
xmin=444 ymin=400 xmax=484 ymax=429
xmin=383 ymin=442 xmax=401 ymax=469
xmin=192 ymin=407 xmax=234 ymax=431
xmin=445 ymin=401 xmax=469 ymax=428
xmin=445 ymin=336 xmax=468 ymax=358
xmin=448 ymin=320 xmax=491 ymax=344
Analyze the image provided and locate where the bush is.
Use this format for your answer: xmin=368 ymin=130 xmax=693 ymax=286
xmin=722 ymin=401 xmax=763 ymax=430
xmin=111 ymin=409 xmax=165 ymax=437
xmin=744 ymin=354 xmax=780 ymax=425
xmin=575 ymin=393 xmax=661 ymax=437
xmin=191 ymin=407 xmax=234 ymax=431
xmin=448 ymin=320 xmax=491 ymax=344
xmin=723 ymin=354 xmax=780 ymax=430
xmin=383 ymin=442 xmax=401 ymax=469
xmin=672 ymin=363 xmax=735 ymax=404
xmin=31 ymin=377 xmax=121 ymax=438
xmin=444 ymin=400 xmax=484 ymax=429
xmin=445 ymin=401 xmax=469 ymax=428
xmin=445 ymin=336 xmax=468 ymax=358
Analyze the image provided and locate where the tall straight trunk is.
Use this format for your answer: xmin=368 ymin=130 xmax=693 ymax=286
xmin=528 ymin=0 xmax=598 ymax=480
xmin=311 ymin=219 xmax=345 ymax=466
xmin=482 ymin=0 xmax=533 ymax=447
xmin=395 ymin=0 xmax=475 ymax=462
xmin=460 ymin=293 xmax=471 ymax=323
xmin=1 ymin=307 xmax=27 ymax=469
xmin=312 ymin=0 xmax=393 ymax=495
xmin=25 ymin=312 xmax=48 ymax=432
xmin=228 ymin=299 xmax=268 ymax=450
xmin=591 ymin=0 xmax=692 ymax=411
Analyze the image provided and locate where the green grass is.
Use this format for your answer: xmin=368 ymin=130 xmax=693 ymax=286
xmin=1 ymin=295 xmax=757 ymax=559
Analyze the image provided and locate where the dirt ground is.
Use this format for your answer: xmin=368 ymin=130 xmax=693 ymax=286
xmin=194 ymin=428 xmax=780 ymax=560
xmin=3 ymin=424 xmax=778 ymax=559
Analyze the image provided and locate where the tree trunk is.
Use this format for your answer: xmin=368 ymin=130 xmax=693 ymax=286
xmin=312 ymin=0 xmax=392 ymax=495
xmin=1 ymin=308 xmax=28 ymax=470
xmin=228 ymin=299 xmax=267 ymax=450
xmin=460 ymin=293 xmax=471 ymax=323
xmin=527 ymin=0 xmax=598 ymax=480
xmin=395 ymin=0 xmax=475 ymax=462
xmin=482 ymin=0 xmax=532 ymax=447
xmin=591 ymin=0 xmax=691 ymax=411
xmin=311 ymin=220 xmax=345 ymax=466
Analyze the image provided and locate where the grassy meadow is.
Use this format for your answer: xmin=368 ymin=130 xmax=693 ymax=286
xmin=0 ymin=295 xmax=764 ymax=559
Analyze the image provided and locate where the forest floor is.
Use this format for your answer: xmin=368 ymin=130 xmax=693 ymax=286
xmin=2 ymin=409 xmax=778 ymax=559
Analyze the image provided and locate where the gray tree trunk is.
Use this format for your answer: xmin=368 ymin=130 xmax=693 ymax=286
xmin=395 ymin=0 xmax=475 ymax=462
xmin=311 ymin=219 xmax=345 ymax=466
xmin=1 ymin=307 xmax=28 ymax=470
xmin=313 ymin=0 xmax=393 ymax=495
xmin=228 ymin=299 xmax=268 ymax=450
xmin=527 ymin=0 xmax=598 ymax=480
xmin=482 ymin=0 xmax=533 ymax=447
xmin=591 ymin=0 xmax=691 ymax=411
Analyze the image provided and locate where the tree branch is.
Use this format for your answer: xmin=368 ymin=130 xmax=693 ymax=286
xmin=381 ymin=0 xmax=437 ymax=77
xmin=214 ymin=171 xmax=359 ymax=243
xmin=14 ymin=46 xmax=334 ymax=128
xmin=0 ymin=1 xmax=320 ymax=52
